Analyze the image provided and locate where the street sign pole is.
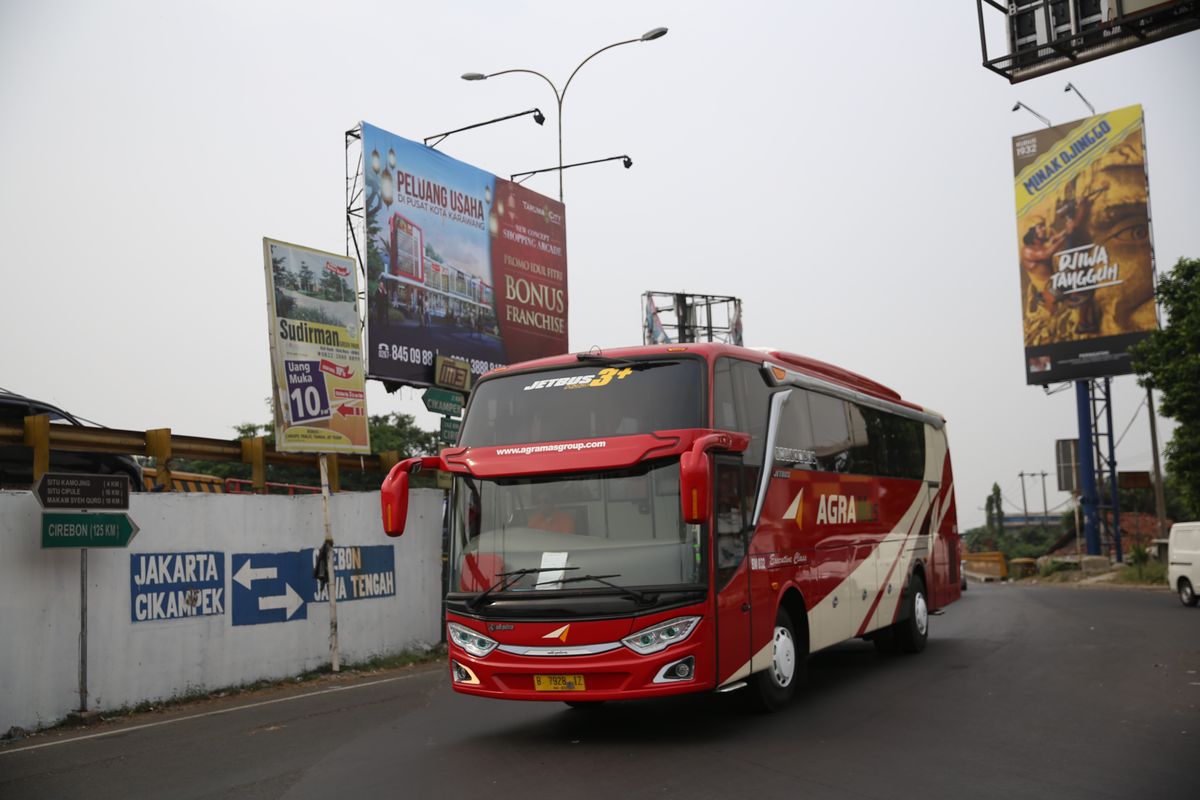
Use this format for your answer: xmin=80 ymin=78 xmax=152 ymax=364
xmin=79 ymin=548 xmax=88 ymax=713
xmin=33 ymin=474 xmax=134 ymax=716
xmin=319 ymin=455 xmax=340 ymax=673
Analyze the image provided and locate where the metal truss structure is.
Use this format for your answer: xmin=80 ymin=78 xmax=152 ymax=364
xmin=976 ymin=0 xmax=1199 ymax=83
xmin=642 ymin=292 xmax=743 ymax=346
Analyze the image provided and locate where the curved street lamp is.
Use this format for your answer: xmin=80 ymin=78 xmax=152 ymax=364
xmin=462 ymin=27 xmax=668 ymax=200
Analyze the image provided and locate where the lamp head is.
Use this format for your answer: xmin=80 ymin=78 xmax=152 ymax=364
xmin=461 ymin=72 xmax=487 ymax=81
xmin=641 ymin=27 xmax=668 ymax=41
xmin=533 ymin=109 xmax=546 ymax=126
xmin=622 ymin=156 xmax=633 ymax=169
xmin=1011 ymin=103 xmax=1021 ymax=112
xmin=1064 ymin=82 xmax=1074 ymax=92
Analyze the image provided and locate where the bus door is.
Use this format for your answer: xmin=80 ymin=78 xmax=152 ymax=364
xmin=926 ymin=479 xmax=951 ymax=606
xmin=713 ymin=456 xmax=752 ymax=684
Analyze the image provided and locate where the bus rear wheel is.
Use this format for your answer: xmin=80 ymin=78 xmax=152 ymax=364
xmin=748 ymin=607 xmax=803 ymax=712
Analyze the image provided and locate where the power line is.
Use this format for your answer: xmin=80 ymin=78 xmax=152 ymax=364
xmin=1115 ymin=393 xmax=1148 ymax=449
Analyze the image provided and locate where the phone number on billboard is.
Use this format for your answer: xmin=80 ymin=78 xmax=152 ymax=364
xmin=376 ymin=344 xmax=501 ymax=375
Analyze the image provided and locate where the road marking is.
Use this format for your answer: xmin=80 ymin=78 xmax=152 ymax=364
xmin=0 ymin=671 xmax=432 ymax=756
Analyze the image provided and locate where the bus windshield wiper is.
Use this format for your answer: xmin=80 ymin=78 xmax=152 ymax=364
xmin=534 ymin=573 xmax=650 ymax=604
xmin=574 ymin=354 xmax=679 ymax=370
xmin=467 ymin=566 xmax=580 ymax=610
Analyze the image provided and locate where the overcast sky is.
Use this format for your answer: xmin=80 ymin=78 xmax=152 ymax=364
xmin=2 ymin=2 xmax=1197 ymax=529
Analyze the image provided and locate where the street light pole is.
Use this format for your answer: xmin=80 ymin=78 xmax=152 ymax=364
xmin=462 ymin=27 xmax=667 ymax=201
xmin=511 ymin=154 xmax=633 ymax=185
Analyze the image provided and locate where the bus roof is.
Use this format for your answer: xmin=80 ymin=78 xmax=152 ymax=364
xmin=481 ymin=343 xmax=915 ymax=409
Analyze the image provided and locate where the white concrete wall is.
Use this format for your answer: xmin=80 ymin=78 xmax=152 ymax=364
xmin=0 ymin=488 xmax=444 ymax=732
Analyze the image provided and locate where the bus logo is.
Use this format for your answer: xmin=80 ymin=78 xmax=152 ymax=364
xmin=543 ymin=624 xmax=570 ymax=642
xmin=784 ymin=489 xmax=804 ymax=528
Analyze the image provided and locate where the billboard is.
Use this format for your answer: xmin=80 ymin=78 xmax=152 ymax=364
xmin=361 ymin=122 xmax=569 ymax=387
xmin=1013 ymin=104 xmax=1157 ymax=385
xmin=263 ymin=238 xmax=370 ymax=454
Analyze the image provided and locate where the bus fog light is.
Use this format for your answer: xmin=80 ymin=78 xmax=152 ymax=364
xmin=452 ymin=660 xmax=480 ymax=685
xmin=622 ymin=616 xmax=701 ymax=655
xmin=654 ymin=656 xmax=696 ymax=684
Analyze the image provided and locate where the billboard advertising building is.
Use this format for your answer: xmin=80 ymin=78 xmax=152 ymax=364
xmin=1013 ymin=104 xmax=1157 ymax=385
xmin=360 ymin=122 xmax=569 ymax=388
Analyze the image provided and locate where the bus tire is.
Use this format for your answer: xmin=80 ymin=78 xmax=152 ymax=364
xmin=748 ymin=607 xmax=803 ymax=712
xmin=1180 ymin=578 xmax=1199 ymax=608
xmin=896 ymin=574 xmax=929 ymax=654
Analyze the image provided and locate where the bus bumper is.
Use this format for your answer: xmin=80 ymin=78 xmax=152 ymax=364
xmin=445 ymin=618 xmax=717 ymax=702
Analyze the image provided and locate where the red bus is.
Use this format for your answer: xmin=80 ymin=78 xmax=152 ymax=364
xmin=381 ymin=344 xmax=961 ymax=710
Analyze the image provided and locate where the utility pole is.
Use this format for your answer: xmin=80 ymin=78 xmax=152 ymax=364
xmin=1146 ymin=387 xmax=1169 ymax=539
xmin=1039 ymin=471 xmax=1049 ymax=534
xmin=1018 ymin=472 xmax=1031 ymax=529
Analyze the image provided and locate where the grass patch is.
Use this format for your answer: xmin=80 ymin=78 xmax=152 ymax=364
xmin=1113 ymin=560 xmax=1168 ymax=586
xmin=1039 ymin=560 xmax=1080 ymax=578
xmin=27 ymin=644 xmax=445 ymax=736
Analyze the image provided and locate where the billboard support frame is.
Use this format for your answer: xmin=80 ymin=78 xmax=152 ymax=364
xmin=976 ymin=0 xmax=1200 ymax=83
xmin=642 ymin=291 xmax=743 ymax=346
xmin=345 ymin=124 xmax=365 ymax=282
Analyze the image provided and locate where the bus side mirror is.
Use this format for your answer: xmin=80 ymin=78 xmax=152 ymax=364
xmin=381 ymin=456 xmax=445 ymax=537
xmin=679 ymin=449 xmax=711 ymax=524
xmin=381 ymin=466 xmax=410 ymax=537
xmin=679 ymin=431 xmax=749 ymax=525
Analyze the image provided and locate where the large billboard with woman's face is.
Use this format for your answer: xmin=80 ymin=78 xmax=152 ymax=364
xmin=361 ymin=122 xmax=569 ymax=388
xmin=1013 ymin=104 xmax=1157 ymax=385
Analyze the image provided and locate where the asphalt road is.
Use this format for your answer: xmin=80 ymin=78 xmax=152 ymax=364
xmin=3 ymin=582 xmax=1197 ymax=800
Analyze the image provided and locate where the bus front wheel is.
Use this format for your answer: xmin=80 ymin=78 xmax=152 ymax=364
xmin=749 ymin=607 xmax=804 ymax=712
xmin=896 ymin=574 xmax=929 ymax=654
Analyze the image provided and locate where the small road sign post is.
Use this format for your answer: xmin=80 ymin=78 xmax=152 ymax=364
xmin=423 ymin=388 xmax=464 ymax=417
xmin=41 ymin=512 xmax=139 ymax=548
xmin=34 ymin=473 xmax=136 ymax=714
xmin=35 ymin=473 xmax=130 ymax=511
xmin=439 ymin=416 xmax=461 ymax=444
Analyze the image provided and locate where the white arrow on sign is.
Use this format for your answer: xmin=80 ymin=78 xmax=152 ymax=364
xmin=233 ymin=561 xmax=277 ymax=590
xmin=258 ymin=583 xmax=304 ymax=620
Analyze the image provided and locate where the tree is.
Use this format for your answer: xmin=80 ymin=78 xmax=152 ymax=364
xmin=985 ymin=483 xmax=1005 ymax=539
xmin=1131 ymin=256 xmax=1200 ymax=518
xmin=170 ymin=410 xmax=440 ymax=492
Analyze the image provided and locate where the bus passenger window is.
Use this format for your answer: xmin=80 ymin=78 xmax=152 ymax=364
xmin=807 ymin=392 xmax=854 ymax=473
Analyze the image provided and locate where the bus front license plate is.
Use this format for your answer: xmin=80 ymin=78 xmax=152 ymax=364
xmin=533 ymin=674 xmax=586 ymax=692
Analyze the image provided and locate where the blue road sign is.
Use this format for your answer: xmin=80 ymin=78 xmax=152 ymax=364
xmin=231 ymin=550 xmax=311 ymax=626
xmin=231 ymin=545 xmax=397 ymax=626
xmin=130 ymin=551 xmax=225 ymax=623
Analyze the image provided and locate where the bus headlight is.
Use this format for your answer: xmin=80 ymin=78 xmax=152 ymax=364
xmin=622 ymin=616 xmax=701 ymax=655
xmin=448 ymin=622 xmax=498 ymax=657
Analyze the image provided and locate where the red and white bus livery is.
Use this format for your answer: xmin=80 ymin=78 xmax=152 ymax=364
xmin=381 ymin=344 xmax=961 ymax=710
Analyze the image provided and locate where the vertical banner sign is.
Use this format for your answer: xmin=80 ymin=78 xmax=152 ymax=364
xmin=1013 ymin=104 xmax=1157 ymax=385
xmin=263 ymin=238 xmax=370 ymax=454
xmin=361 ymin=122 xmax=569 ymax=387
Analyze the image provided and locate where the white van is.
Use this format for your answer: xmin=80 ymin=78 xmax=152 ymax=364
xmin=1168 ymin=522 xmax=1200 ymax=607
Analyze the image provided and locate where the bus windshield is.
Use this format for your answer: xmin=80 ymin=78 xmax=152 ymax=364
xmin=457 ymin=358 xmax=705 ymax=447
xmin=448 ymin=460 xmax=704 ymax=598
